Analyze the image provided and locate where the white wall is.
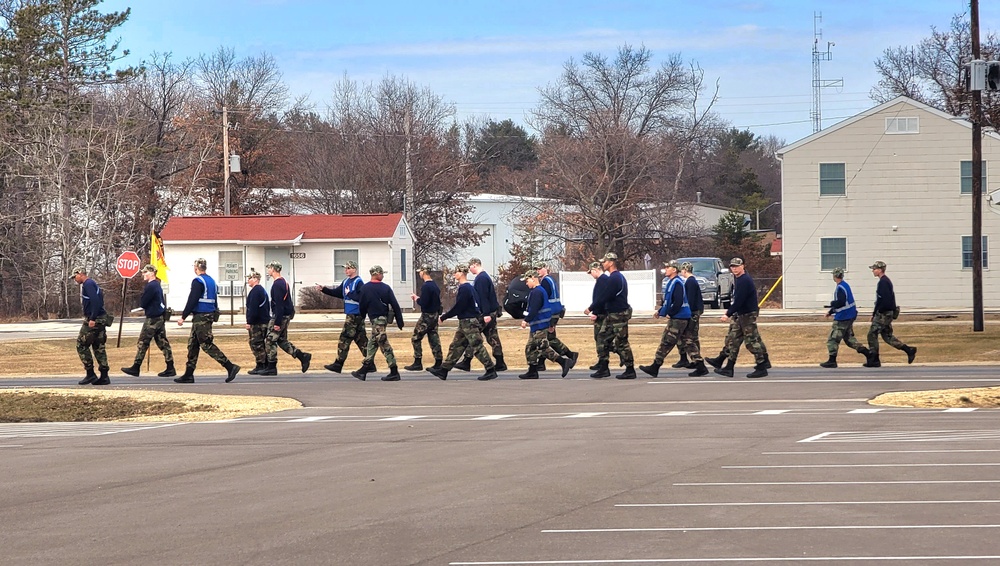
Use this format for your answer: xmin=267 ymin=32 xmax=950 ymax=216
xmin=560 ymin=270 xmax=657 ymax=315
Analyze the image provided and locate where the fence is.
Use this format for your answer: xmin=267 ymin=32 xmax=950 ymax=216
xmin=560 ymin=270 xmax=657 ymax=314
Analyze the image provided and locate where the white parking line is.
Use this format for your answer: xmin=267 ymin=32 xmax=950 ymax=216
xmin=615 ymin=500 xmax=1000 ymax=507
xmin=543 ymin=524 xmax=1000 ymax=533
xmin=945 ymin=408 xmax=979 ymax=412
xmin=722 ymin=463 xmax=1000 ymax=469
xmin=753 ymin=410 xmax=790 ymax=415
xmin=288 ymin=416 xmax=333 ymax=422
xmin=450 ymin=555 xmax=1000 ymax=564
xmin=657 ymin=411 xmax=695 ymax=416
xmin=380 ymin=415 xmax=426 ymax=421
xmin=676 ymin=480 xmax=1000 ymax=486
xmin=474 ymin=415 xmax=517 ymax=420
xmin=564 ymin=412 xmax=606 ymax=418
xmin=848 ymin=408 xmax=883 ymax=413
xmin=764 ymin=449 xmax=1000 ymax=455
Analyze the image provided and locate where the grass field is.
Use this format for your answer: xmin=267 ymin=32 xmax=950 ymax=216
xmin=2 ymin=314 xmax=998 ymax=377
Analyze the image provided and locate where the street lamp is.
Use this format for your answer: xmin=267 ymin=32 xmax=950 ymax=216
xmin=756 ymin=201 xmax=781 ymax=231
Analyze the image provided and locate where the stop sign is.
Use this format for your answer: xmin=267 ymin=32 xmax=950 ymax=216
xmin=116 ymin=251 xmax=141 ymax=278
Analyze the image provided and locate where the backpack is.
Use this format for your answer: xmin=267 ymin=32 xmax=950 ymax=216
xmin=503 ymin=277 xmax=530 ymax=319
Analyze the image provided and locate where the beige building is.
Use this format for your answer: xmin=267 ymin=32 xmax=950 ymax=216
xmin=778 ymin=96 xmax=1000 ymax=309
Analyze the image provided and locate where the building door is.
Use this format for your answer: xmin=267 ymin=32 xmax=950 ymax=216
xmin=264 ymin=248 xmax=288 ymax=295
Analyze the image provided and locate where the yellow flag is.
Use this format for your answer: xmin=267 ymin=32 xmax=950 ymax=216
xmin=150 ymin=229 xmax=169 ymax=284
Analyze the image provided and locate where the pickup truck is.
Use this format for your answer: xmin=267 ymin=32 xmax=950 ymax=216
xmin=675 ymin=256 xmax=735 ymax=309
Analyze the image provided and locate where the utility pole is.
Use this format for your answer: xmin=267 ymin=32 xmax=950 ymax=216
xmin=404 ymin=103 xmax=414 ymax=223
xmin=811 ymin=12 xmax=843 ymax=133
xmin=222 ymin=105 xmax=230 ymax=216
xmin=971 ymin=0 xmax=985 ymax=331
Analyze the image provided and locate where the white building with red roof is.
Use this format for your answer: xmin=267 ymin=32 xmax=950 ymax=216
xmin=159 ymin=213 xmax=414 ymax=311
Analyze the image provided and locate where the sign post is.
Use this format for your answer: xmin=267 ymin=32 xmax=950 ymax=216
xmin=115 ymin=251 xmax=141 ymax=347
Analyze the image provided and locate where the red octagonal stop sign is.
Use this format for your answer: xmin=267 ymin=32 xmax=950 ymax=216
xmin=116 ymin=251 xmax=141 ymax=278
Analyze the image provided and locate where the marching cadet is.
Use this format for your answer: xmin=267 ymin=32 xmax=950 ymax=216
xmin=714 ymin=258 xmax=770 ymax=379
xmin=639 ymin=260 xmax=691 ymax=378
xmin=456 ymin=258 xmax=506 ymax=372
xmin=317 ymin=260 xmax=370 ymax=374
xmin=518 ymin=269 xmax=576 ymax=379
xmin=428 ymin=264 xmax=498 ymax=381
xmin=71 ymin=267 xmax=112 ymax=385
xmin=351 ymin=265 xmax=404 ymax=381
xmin=820 ymin=267 xmax=871 ymax=368
xmin=244 ymin=269 xmax=270 ymax=374
xmin=121 ymin=264 xmax=175 ymax=378
xmin=405 ymin=265 xmax=443 ymax=371
xmin=679 ymin=261 xmax=709 ymax=376
xmin=583 ymin=261 xmax=612 ymax=372
xmin=534 ymin=261 xmax=578 ymax=371
xmin=865 ymin=260 xmax=917 ymax=367
xmin=258 ymin=261 xmax=311 ymax=376
xmin=589 ymin=252 xmax=636 ymax=379
xmin=175 ymin=258 xmax=240 ymax=384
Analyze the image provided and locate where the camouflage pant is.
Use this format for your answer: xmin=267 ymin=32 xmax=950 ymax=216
xmin=463 ymin=309 xmax=503 ymax=358
xmin=546 ymin=316 xmax=573 ymax=356
xmin=724 ymin=312 xmax=768 ymax=365
xmin=828 ymin=318 xmax=865 ymax=356
xmin=679 ymin=310 xmax=703 ymax=362
xmin=133 ymin=316 xmax=173 ymax=365
xmin=336 ymin=313 xmax=369 ymax=363
xmin=364 ymin=315 xmax=396 ymax=367
xmin=654 ymin=317 xmax=690 ymax=364
xmin=247 ymin=323 xmax=269 ymax=365
xmin=597 ymin=309 xmax=634 ymax=367
xmin=411 ymin=312 xmax=442 ymax=361
xmin=592 ymin=314 xmax=612 ymax=362
xmin=525 ymin=329 xmax=560 ymax=365
xmin=266 ymin=315 xmax=303 ymax=362
xmin=444 ymin=318 xmax=494 ymax=370
xmin=77 ymin=319 xmax=109 ymax=371
xmin=185 ymin=313 xmax=232 ymax=371
xmin=867 ymin=311 xmax=908 ymax=355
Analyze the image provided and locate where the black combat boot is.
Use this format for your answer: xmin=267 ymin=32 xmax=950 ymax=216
xmin=615 ymin=366 xmax=637 ymax=380
xmin=454 ymin=357 xmax=473 ymax=371
xmin=323 ymin=359 xmax=344 ymax=373
xmin=589 ymin=360 xmax=602 ymax=370
xmin=746 ymin=360 xmax=768 ymax=378
xmin=688 ymin=360 xmax=709 ymax=377
xmin=404 ymin=358 xmax=423 ymax=371
xmin=518 ymin=364 xmax=540 ymax=379
xmin=706 ymin=351 xmax=727 ymax=369
xmin=477 ymin=366 xmax=499 ymax=381
xmin=590 ymin=360 xmax=611 ymax=379
xmin=428 ymin=366 xmax=449 ymax=380
xmin=351 ymin=363 xmax=369 ymax=381
xmin=121 ymin=362 xmax=141 ymax=377
xmin=93 ymin=368 xmax=111 ymax=385
xmin=763 ymin=354 xmax=772 ymax=369
xmin=905 ymin=346 xmax=917 ymax=364
xmin=494 ymin=355 xmax=508 ymax=372
xmin=431 ymin=357 xmax=443 ymax=370
xmin=819 ymin=354 xmax=837 ymax=368
xmin=258 ymin=361 xmax=277 ymax=376
xmin=538 ymin=359 xmax=547 ymax=371
xmin=224 ymin=362 xmax=240 ymax=383
xmin=671 ymin=352 xmax=690 ymax=369
xmin=158 ymin=362 xmax=177 ymax=377
xmin=863 ymin=352 xmax=881 ymax=368
xmin=858 ymin=346 xmax=871 ymax=361
xmin=382 ymin=366 xmax=401 ymax=381
xmin=173 ymin=368 xmax=195 ymax=383
xmin=639 ymin=361 xmax=662 ymax=378
xmin=297 ymin=351 xmax=312 ymax=373
xmin=558 ymin=354 xmax=576 ymax=377
xmin=247 ymin=362 xmax=263 ymax=375
xmin=714 ymin=358 xmax=736 ymax=378
xmin=569 ymin=351 xmax=580 ymax=365
xmin=78 ymin=367 xmax=98 ymax=385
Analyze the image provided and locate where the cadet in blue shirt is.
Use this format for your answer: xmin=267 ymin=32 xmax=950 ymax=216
xmin=317 ymin=260 xmax=370 ymax=374
xmin=534 ymin=261 xmax=579 ymax=371
xmin=639 ymin=261 xmax=691 ymax=378
xmin=820 ymin=267 xmax=871 ymax=368
xmin=455 ymin=258 xmax=507 ymax=372
xmin=714 ymin=258 xmax=770 ymax=379
xmin=244 ymin=270 xmax=270 ymax=374
xmin=258 ymin=261 xmax=311 ymax=376
xmin=174 ymin=258 xmax=240 ymax=384
xmin=428 ymin=264 xmax=498 ymax=381
xmin=121 ymin=264 xmax=175 ymax=378
xmin=405 ymin=265 xmax=443 ymax=371
xmin=71 ymin=266 xmax=111 ymax=385
xmin=351 ymin=265 xmax=404 ymax=381
xmin=517 ymin=270 xmax=576 ymax=379
xmin=584 ymin=261 xmax=613 ymax=372
xmin=589 ymin=252 xmax=635 ymax=379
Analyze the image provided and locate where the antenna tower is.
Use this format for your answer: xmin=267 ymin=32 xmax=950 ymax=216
xmin=811 ymin=12 xmax=843 ymax=133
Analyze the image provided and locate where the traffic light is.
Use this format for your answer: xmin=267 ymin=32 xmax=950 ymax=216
xmin=988 ymin=61 xmax=1000 ymax=91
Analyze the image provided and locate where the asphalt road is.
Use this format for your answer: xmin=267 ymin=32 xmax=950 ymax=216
xmin=3 ymin=365 xmax=1000 ymax=565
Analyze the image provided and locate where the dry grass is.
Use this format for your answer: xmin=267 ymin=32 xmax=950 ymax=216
xmin=871 ymin=387 xmax=1000 ymax=408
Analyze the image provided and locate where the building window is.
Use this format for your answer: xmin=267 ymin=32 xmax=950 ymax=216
xmin=885 ymin=117 xmax=919 ymax=134
xmin=820 ymin=237 xmax=847 ymax=271
xmin=819 ymin=163 xmax=846 ymax=196
xmin=398 ymin=224 xmax=407 ymax=237
xmin=962 ymin=236 xmax=989 ymax=269
xmin=400 ymin=249 xmax=407 ymax=282
xmin=334 ymin=249 xmax=359 ymax=273
xmin=961 ymin=161 xmax=988 ymax=194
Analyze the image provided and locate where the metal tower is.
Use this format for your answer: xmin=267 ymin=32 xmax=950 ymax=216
xmin=811 ymin=12 xmax=843 ymax=133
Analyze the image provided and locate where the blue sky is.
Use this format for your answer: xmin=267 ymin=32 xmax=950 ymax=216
xmin=101 ymin=0 xmax=999 ymax=144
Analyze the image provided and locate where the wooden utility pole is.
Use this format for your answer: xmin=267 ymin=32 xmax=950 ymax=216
xmin=972 ymin=0 xmax=984 ymax=331
xmin=222 ymin=105 xmax=230 ymax=216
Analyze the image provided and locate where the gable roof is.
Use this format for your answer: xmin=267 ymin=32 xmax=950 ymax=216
xmin=160 ymin=213 xmax=404 ymax=243
xmin=776 ymin=95 xmax=1000 ymax=157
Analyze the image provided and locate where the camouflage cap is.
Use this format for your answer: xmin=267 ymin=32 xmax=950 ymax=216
xmin=468 ymin=257 xmax=482 ymax=266
xmin=601 ymin=252 xmax=618 ymax=262
xmin=70 ymin=266 xmax=87 ymax=278
xmin=453 ymin=263 xmax=470 ymax=274
xmin=521 ymin=269 xmax=540 ymax=281
xmin=680 ymin=261 xmax=694 ymax=272
xmin=831 ymin=267 xmax=845 ymax=278
xmin=193 ymin=258 xmax=207 ymax=271
xmin=664 ymin=260 xmax=680 ymax=270
xmin=266 ymin=260 xmax=282 ymax=272
xmin=532 ymin=260 xmax=549 ymax=270
xmin=142 ymin=264 xmax=157 ymax=274
xmin=417 ymin=264 xmax=433 ymax=273
xmin=587 ymin=261 xmax=601 ymax=271
xmin=869 ymin=260 xmax=886 ymax=270
xmin=729 ymin=257 xmax=744 ymax=267
xmin=369 ymin=265 xmax=384 ymax=275
xmin=246 ymin=269 xmax=261 ymax=280
xmin=342 ymin=260 xmax=358 ymax=270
